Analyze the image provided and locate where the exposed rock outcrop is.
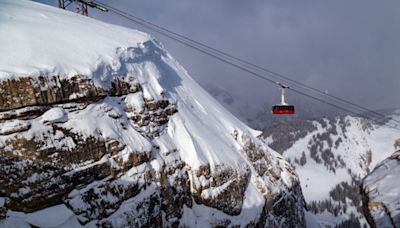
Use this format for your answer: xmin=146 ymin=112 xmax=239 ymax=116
xmin=0 ymin=75 xmax=140 ymax=112
xmin=361 ymin=150 xmax=400 ymax=228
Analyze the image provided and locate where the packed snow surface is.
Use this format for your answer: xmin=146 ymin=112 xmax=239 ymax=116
xmin=40 ymin=107 xmax=68 ymax=124
xmin=0 ymin=205 xmax=81 ymax=228
xmin=0 ymin=0 xmax=149 ymax=79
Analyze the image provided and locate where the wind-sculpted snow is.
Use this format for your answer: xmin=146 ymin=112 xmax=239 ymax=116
xmin=0 ymin=0 xmax=149 ymax=79
xmin=0 ymin=0 xmax=306 ymax=227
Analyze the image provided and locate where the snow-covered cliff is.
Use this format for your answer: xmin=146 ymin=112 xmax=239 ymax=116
xmin=0 ymin=1 xmax=306 ymax=227
xmin=361 ymin=150 xmax=400 ymax=228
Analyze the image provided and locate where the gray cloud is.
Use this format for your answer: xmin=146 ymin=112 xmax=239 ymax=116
xmin=34 ymin=0 xmax=400 ymax=119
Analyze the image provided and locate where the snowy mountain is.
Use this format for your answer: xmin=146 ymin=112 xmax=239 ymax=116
xmin=0 ymin=1 xmax=306 ymax=227
xmin=263 ymin=110 xmax=400 ymax=227
xmin=361 ymin=150 xmax=400 ymax=228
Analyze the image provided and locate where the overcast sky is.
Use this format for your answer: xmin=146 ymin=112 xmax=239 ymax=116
xmin=34 ymin=0 xmax=400 ymax=120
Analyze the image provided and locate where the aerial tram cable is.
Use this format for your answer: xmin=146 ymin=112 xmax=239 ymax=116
xmin=93 ymin=1 xmax=392 ymax=123
xmin=96 ymin=1 xmax=399 ymax=126
xmin=95 ymin=2 xmax=399 ymax=129
xmin=92 ymin=1 xmax=400 ymax=130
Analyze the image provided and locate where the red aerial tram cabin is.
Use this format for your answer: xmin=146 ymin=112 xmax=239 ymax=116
xmin=272 ymin=105 xmax=295 ymax=115
xmin=271 ymin=83 xmax=295 ymax=115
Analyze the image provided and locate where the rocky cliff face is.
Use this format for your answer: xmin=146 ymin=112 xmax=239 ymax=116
xmin=0 ymin=59 xmax=305 ymax=227
xmin=0 ymin=1 xmax=306 ymax=227
xmin=361 ymin=150 xmax=400 ymax=228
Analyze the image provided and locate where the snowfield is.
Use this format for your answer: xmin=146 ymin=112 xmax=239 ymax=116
xmin=0 ymin=0 xmax=149 ymax=79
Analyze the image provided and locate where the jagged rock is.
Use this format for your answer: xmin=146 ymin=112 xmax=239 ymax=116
xmin=0 ymin=197 xmax=6 ymax=220
xmin=0 ymin=106 xmax=50 ymax=122
xmin=106 ymin=139 xmax=126 ymax=156
xmin=191 ymin=164 xmax=250 ymax=215
xmin=361 ymin=150 xmax=400 ymax=228
xmin=0 ymin=76 xmax=140 ymax=112
xmin=0 ymin=120 xmax=31 ymax=135
xmin=394 ymin=139 xmax=400 ymax=150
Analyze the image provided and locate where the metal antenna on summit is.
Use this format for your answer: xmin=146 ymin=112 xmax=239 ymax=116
xmin=58 ymin=0 xmax=108 ymax=16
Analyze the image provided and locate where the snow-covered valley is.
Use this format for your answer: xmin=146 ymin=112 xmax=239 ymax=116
xmin=263 ymin=110 xmax=400 ymax=227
